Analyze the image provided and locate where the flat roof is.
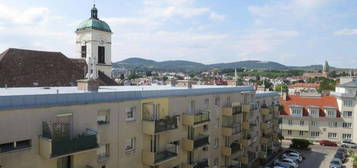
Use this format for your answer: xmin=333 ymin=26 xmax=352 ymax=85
xmin=0 ymin=85 xmax=255 ymax=110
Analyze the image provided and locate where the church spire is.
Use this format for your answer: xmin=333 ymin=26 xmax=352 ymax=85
xmin=91 ymin=4 xmax=98 ymax=19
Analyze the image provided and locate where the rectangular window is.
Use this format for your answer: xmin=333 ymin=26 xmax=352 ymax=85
xmin=299 ymin=131 xmax=304 ymax=136
xmin=126 ymin=106 xmax=136 ymax=121
xmin=328 ymin=133 xmax=337 ymax=139
xmin=81 ymin=45 xmax=86 ymax=58
xmin=97 ymin=144 xmax=110 ymax=160
xmin=215 ymin=97 xmax=220 ymax=106
xmin=287 ymin=130 xmax=292 ymax=135
xmin=300 ymin=120 xmax=304 ymax=126
xmin=291 ymin=108 xmax=302 ymax=116
xmin=98 ymin=46 xmax=105 ymax=64
xmin=311 ymin=131 xmax=320 ymax=137
xmin=342 ymin=122 xmax=352 ymax=128
xmin=204 ymin=98 xmax=209 ymax=109
xmin=288 ymin=120 xmax=293 ymax=125
xmin=343 ymin=100 xmax=353 ymax=107
xmin=311 ymin=121 xmax=318 ymax=126
xmin=0 ymin=139 xmax=32 ymax=153
xmin=97 ymin=110 xmax=110 ymax=125
xmin=343 ymin=111 xmax=353 ymax=118
xmin=328 ymin=122 xmax=338 ymax=128
xmin=310 ymin=109 xmax=319 ymax=117
xmin=342 ymin=134 xmax=352 ymax=140
xmin=327 ymin=110 xmax=336 ymax=118
xmin=125 ymin=137 xmax=136 ymax=152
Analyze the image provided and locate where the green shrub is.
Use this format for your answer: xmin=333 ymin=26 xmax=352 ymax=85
xmin=353 ymin=156 xmax=357 ymax=166
xmin=290 ymin=138 xmax=312 ymax=150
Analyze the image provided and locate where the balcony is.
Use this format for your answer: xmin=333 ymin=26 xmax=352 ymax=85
xmin=242 ymin=104 xmax=250 ymax=113
xmin=261 ymin=122 xmax=272 ymax=133
xmin=183 ymin=159 xmax=209 ymax=168
xmin=241 ymin=152 xmax=256 ymax=166
xmin=182 ymin=135 xmax=209 ymax=151
xmin=142 ymin=149 xmax=178 ymax=166
xmin=222 ymin=118 xmax=241 ymax=136
xmin=222 ymin=143 xmax=241 ymax=156
xmin=241 ymin=137 xmax=252 ymax=147
xmin=182 ymin=112 xmax=210 ymax=127
xmin=142 ymin=116 xmax=178 ymax=135
xmin=261 ymin=137 xmax=269 ymax=144
xmin=39 ymin=124 xmax=98 ymax=159
xmin=242 ymin=121 xmax=249 ymax=130
xmin=222 ymin=106 xmax=242 ymax=116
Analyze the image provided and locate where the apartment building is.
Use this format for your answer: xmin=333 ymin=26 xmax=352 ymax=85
xmin=280 ymin=79 xmax=357 ymax=143
xmin=0 ymin=85 xmax=280 ymax=168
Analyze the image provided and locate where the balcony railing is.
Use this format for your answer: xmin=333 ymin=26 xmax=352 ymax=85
xmin=230 ymin=143 xmax=241 ymax=154
xmin=190 ymin=159 xmax=209 ymax=168
xmin=183 ymin=112 xmax=210 ymax=126
xmin=142 ymin=148 xmax=178 ymax=166
xmin=183 ymin=135 xmax=209 ymax=151
xmin=194 ymin=135 xmax=209 ymax=148
xmin=142 ymin=116 xmax=178 ymax=134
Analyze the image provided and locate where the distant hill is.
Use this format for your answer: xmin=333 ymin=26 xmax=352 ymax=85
xmin=113 ymin=58 xmax=328 ymax=72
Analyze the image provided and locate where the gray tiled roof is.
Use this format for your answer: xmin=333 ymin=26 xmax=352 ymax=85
xmin=338 ymin=80 xmax=357 ymax=88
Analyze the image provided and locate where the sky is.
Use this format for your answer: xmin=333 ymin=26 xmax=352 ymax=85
xmin=0 ymin=0 xmax=356 ymax=68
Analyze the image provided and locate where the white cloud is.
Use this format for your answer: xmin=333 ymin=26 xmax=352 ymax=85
xmin=0 ymin=4 xmax=49 ymax=25
xmin=334 ymin=29 xmax=357 ymax=36
xmin=234 ymin=29 xmax=299 ymax=58
xmin=143 ymin=0 xmax=224 ymax=21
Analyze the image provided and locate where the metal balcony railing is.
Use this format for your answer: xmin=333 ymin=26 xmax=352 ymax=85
xmin=193 ymin=112 xmax=210 ymax=125
xmin=152 ymin=116 xmax=178 ymax=133
xmin=154 ymin=150 xmax=177 ymax=164
xmin=193 ymin=135 xmax=209 ymax=149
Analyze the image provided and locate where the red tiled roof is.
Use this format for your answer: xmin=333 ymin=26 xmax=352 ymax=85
xmin=280 ymin=95 xmax=340 ymax=118
xmin=288 ymin=83 xmax=320 ymax=88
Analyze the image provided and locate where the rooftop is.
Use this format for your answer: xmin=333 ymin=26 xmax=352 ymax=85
xmin=338 ymin=80 xmax=357 ymax=88
xmin=0 ymin=85 xmax=255 ymax=110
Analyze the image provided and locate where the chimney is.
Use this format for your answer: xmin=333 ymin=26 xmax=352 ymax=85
xmin=282 ymin=92 xmax=288 ymax=101
xmin=170 ymin=79 xmax=177 ymax=87
xmin=77 ymin=79 xmax=99 ymax=91
xmin=187 ymin=80 xmax=192 ymax=89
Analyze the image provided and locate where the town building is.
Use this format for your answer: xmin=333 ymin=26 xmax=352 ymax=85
xmin=280 ymin=79 xmax=357 ymax=143
xmin=0 ymin=85 xmax=281 ymax=168
xmin=288 ymin=83 xmax=320 ymax=96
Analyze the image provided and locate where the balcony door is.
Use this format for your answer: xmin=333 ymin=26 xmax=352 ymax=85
xmin=143 ymin=103 xmax=159 ymax=120
xmin=57 ymin=156 xmax=72 ymax=168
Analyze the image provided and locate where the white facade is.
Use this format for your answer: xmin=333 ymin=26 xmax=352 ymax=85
xmin=76 ymin=29 xmax=112 ymax=78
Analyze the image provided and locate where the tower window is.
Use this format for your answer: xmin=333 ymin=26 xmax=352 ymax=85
xmin=98 ymin=46 xmax=105 ymax=64
xmin=81 ymin=46 xmax=86 ymax=58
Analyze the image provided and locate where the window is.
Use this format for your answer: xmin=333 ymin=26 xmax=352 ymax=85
xmin=299 ymin=131 xmax=304 ymax=136
xmin=342 ymin=134 xmax=352 ymax=140
xmin=97 ymin=110 xmax=110 ymax=125
xmin=343 ymin=111 xmax=353 ymax=118
xmin=81 ymin=45 xmax=86 ymax=58
xmin=0 ymin=139 xmax=31 ymax=153
xmin=288 ymin=120 xmax=293 ymax=125
xmin=98 ymin=46 xmax=105 ymax=64
xmin=291 ymin=108 xmax=302 ymax=116
xmin=328 ymin=122 xmax=338 ymax=128
xmin=342 ymin=123 xmax=352 ymax=129
xmin=311 ymin=121 xmax=318 ymax=126
xmin=328 ymin=133 xmax=337 ymax=139
xmin=97 ymin=144 xmax=110 ymax=160
xmin=204 ymin=98 xmax=209 ymax=109
xmin=287 ymin=130 xmax=292 ymax=135
xmin=327 ymin=110 xmax=336 ymax=118
xmin=214 ymin=138 xmax=219 ymax=149
xmin=311 ymin=131 xmax=320 ymax=137
xmin=310 ymin=109 xmax=319 ymax=117
xmin=126 ymin=106 xmax=136 ymax=121
xmin=215 ymin=97 xmax=220 ymax=106
xmin=300 ymin=120 xmax=304 ymax=126
xmin=125 ymin=137 xmax=136 ymax=152
xmin=343 ymin=100 xmax=353 ymax=107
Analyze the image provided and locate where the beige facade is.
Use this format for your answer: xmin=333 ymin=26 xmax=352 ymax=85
xmin=0 ymin=86 xmax=280 ymax=168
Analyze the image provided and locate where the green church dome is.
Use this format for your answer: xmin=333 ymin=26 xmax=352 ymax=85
xmin=76 ymin=5 xmax=112 ymax=33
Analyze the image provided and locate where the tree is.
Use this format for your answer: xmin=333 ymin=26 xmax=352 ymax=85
xmin=274 ymin=84 xmax=288 ymax=92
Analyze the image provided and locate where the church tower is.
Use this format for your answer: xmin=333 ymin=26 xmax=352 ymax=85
xmin=323 ymin=60 xmax=330 ymax=77
xmin=75 ymin=5 xmax=113 ymax=78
